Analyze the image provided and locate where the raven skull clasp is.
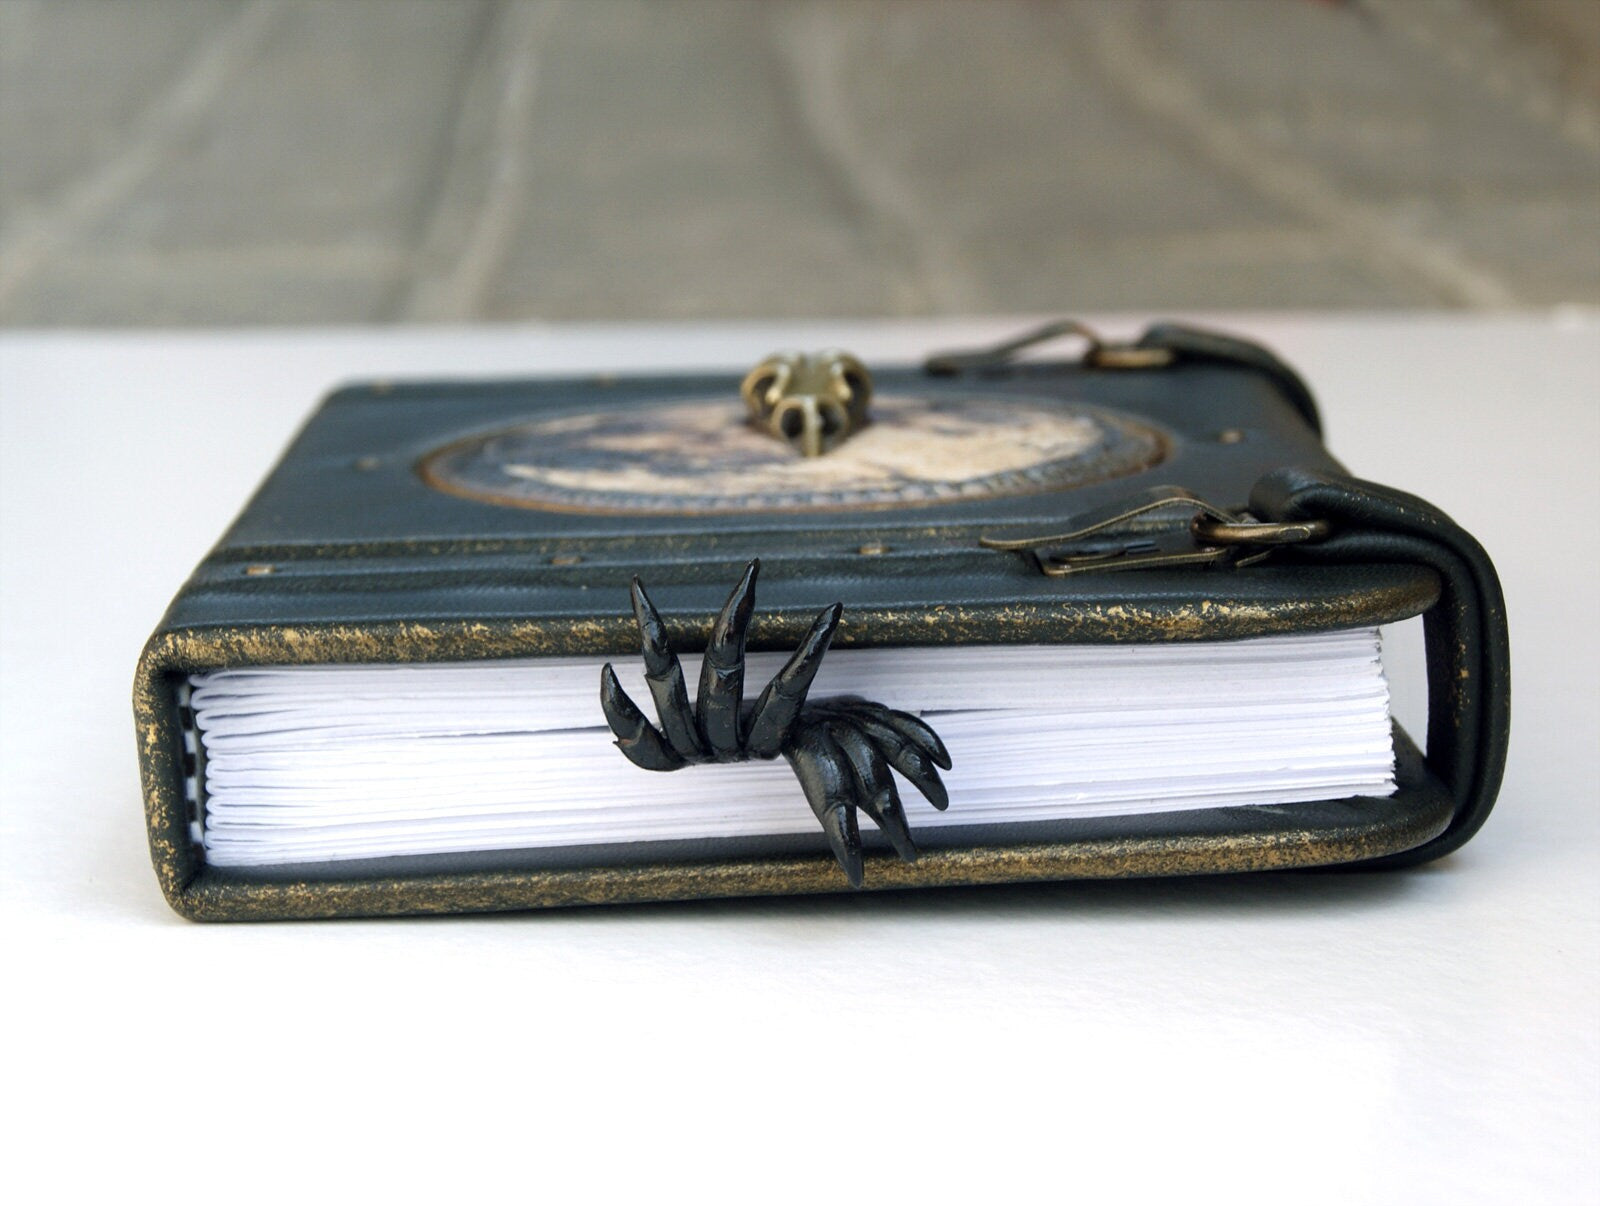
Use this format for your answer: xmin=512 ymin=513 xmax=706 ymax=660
xmin=741 ymin=351 xmax=872 ymax=457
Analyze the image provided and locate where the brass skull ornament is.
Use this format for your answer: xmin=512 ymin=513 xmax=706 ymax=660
xmin=741 ymin=351 xmax=872 ymax=457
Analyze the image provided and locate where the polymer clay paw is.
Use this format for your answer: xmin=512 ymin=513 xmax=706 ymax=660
xmin=599 ymin=559 xmax=952 ymax=887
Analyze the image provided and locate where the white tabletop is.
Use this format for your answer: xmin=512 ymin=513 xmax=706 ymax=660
xmin=3 ymin=315 xmax=1596 ymax=1203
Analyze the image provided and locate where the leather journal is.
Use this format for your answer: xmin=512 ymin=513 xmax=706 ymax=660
xmin=134 ymin=321 xmax=1509 ymax=921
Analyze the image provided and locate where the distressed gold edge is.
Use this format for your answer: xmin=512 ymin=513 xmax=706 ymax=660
xmin=134 ymin=634 xmax=199 ymax=907
xmin=173 ymin=800 xmax=1453 ymax=922
xmin=144 ymin=568 xmax=1443 ymax=665
xmin=135 ymin=573 xmax=1443 ymax=921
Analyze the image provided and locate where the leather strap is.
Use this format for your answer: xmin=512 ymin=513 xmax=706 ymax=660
xmin=1137 ymin=323 xmax=1323 ymax=436
xmin=923 ymin=319 xmax=1324 ymax=436
xmin=1251 ymin=468 xmax=1510 ymax=866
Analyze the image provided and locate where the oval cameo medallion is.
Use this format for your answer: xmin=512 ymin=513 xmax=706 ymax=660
xmin=419 ymin=394 xmax=1168 ymax=515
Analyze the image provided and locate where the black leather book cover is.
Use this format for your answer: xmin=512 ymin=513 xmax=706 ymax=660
xmin=134 ymin=324 xmax=1502 ymax=920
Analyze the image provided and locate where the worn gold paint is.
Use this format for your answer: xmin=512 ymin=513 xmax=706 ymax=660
xmin=134 ymin=571 xmax=1443 ymax=921
xmin=166 ymin=798 xmax=1451 ymax=922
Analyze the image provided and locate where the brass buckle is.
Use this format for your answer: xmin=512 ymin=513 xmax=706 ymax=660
xmin=925 ymin=319 xmax=1175 ymax=376
xmin=980 ymin=487 xmax=1331 ymax=577
xmin=1190 ymin=515 xmax=1331 ymax=547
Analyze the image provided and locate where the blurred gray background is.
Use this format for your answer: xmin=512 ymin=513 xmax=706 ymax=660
xmin=1 ymin=0 xmax=1596 ymax=325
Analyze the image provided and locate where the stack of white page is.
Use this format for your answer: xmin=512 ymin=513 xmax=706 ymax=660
xmin=190 ymin=629 xmax=1396 ymax=867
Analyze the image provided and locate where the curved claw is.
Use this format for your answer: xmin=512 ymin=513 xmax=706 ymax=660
xmin=697 ymin=559 xmax=758 ymax=760
xmin=784 ymin=721 xmax=863 ymax=887
xmin=744 ymin=601 xmax=842 ymax=759
xmin=601 ymin=559 xmax=953 ymax=883
xmin=813 ymin=703 xmax=948 ymax=810
xmin=817 ymin=699 xmax=953 ymax=770
xmin=600 ymin=663 xmax=685 ymax=772
xmin=630 ymin=576 xmax=708 ymax=761
xmin=829 ymin=721 xmax=918 ymax=863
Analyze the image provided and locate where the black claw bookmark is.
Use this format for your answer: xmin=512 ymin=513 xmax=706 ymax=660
xmin=599 ymin=559 xmax=952 ymax=887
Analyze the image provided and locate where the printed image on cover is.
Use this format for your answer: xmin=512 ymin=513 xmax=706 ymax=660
xmin=419 ymin=394 xmax=1168 ymax=513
